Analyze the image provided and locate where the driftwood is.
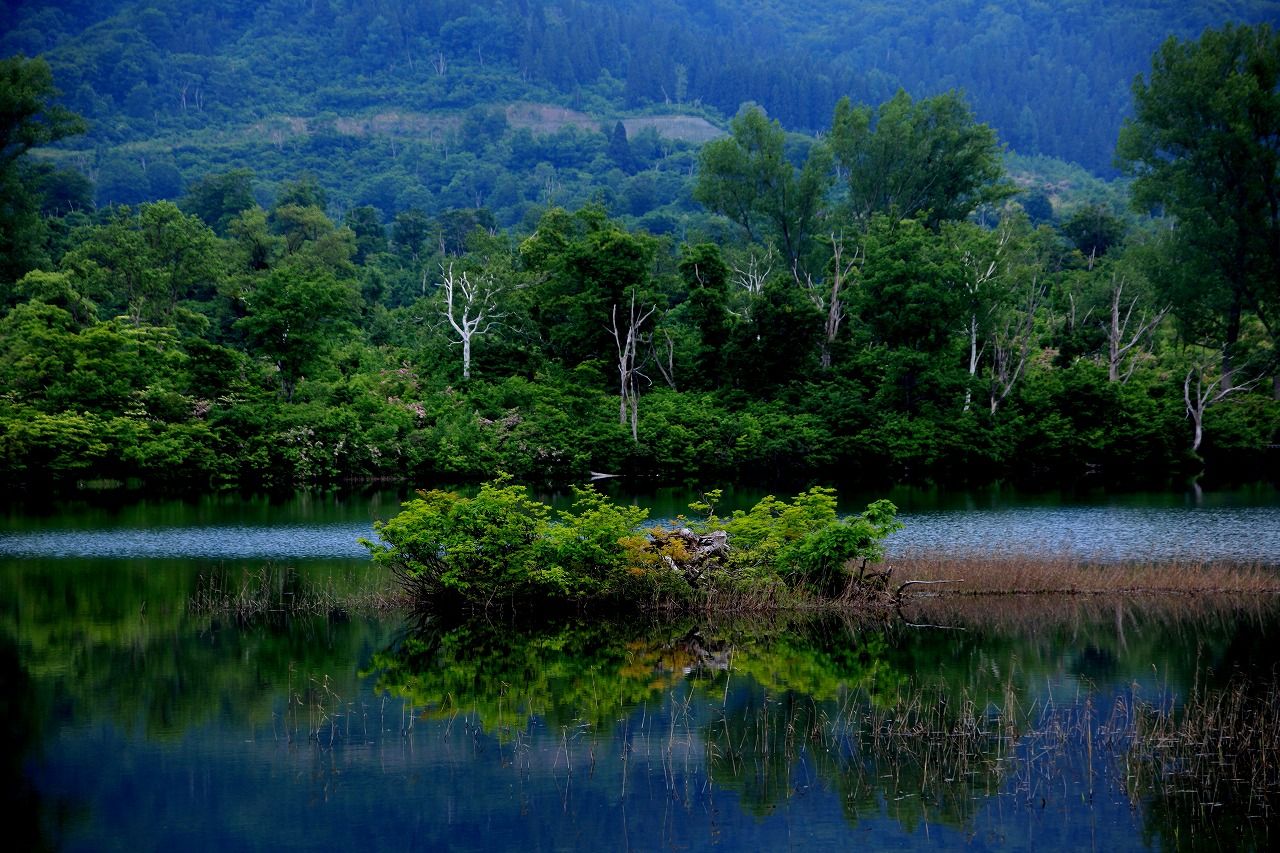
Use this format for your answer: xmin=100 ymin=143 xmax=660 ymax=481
xmin=643 ymin=528 xmax=961 ymax=605
xmin=645 ymin=527 xmax=730 ymax=586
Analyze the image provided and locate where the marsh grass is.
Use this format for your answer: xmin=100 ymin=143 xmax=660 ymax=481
xmin=900 ymin=591 xmax=1278 ymax=637
xmin=704 ymin=673 xmax=1280 ymax=838
xmin=1116 ymin=675 xmax=1280 ymax=825
xmin=890 ymin=553 xmax=1280 ymax=597
xmin=190 ymin=564 xmax=405 ymax=620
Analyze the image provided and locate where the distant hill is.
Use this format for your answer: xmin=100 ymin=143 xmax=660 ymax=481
xmin=6 ymin=0 xmax=1278 ymax=221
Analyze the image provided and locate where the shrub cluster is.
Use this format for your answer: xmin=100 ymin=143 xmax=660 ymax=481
xmin=363 ymin=478 xmax=902 ymax=611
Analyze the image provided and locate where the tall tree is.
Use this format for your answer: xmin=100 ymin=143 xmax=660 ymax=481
xmin=0 ymin=55 xmax=86 ymax=284
xmin=693 ymin=104 xmax=832 ymax=272
xmin=235 ymin=264 xmax=358 ymax=401
xmin=1116 ymin=24 xmax=1280 ymax=384
xmin=179 ymin=169 xmax=255 ymax=236
xmin=678 ymin=242 xmax=730 ymax=387
xmin=830 ymin=90 xmax=1012 ymax=229
xmin=61 ymin=201 xmax=223 ymax=325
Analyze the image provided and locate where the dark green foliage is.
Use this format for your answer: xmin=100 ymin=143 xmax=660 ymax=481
xmin=1061 ymin=205 xmax=1126 ymax=261
xmin=831 ymin=90 xmax=1013 ymax=227
xmin=344 ymin=205 xmax=387 ymax=263
xmin=678 ymin=242 xmax=730 ymax=388
xmin=0 ymin=54 xmax=87 ymax=284
xmin=364 ymin=478 xmax=901 ymax=610
xmin=1117 ymin=23 xmax=1280 ymax=369
xmin=693 ymin=105 xmax=831 ymax=269
xmin=180 ymin=169 xmax=255 ymax=236
xmin=2 ymin=23 xmax=1277 ymax=492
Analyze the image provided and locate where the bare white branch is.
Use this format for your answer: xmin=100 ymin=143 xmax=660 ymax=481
xmin=439 ymin=261 xmax=505 ymax=380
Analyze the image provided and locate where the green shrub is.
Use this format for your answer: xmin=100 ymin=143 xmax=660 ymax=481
xmin=705 ymin=487 xmax=902 ymax=595
xmin=365 ymin=478 xmax=903 ymax=611
xmin=364 ymin=476 xmax=650 ymax=608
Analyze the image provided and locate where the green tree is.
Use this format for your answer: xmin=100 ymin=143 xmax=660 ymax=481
xmin=521 ymin=207 xmax=658 ymax=372
xmin=179 ymin=169 xmax=255 ymax=236
xmin=693 ymin=104 xmax=832 ymax=271
xmin=61 ymin=201 xmax=223 ymax=325
xmin=830 ymin=90 xmax=1012 ymax=228
xmin=0 ymin=55 xmax=84 ymax=174
xmin=344 ymin=204 xmax=387 ymax=263
xmin=1116 ymin=24 xmax=1280 ymax=381
xmin=235 ymin=265 xmax=358 ymax=401
xmin=0 ymin=55 xmax=86 ymax=284
xmin=678 ymin=242 xmax=731 ymax=388
xmin=856 ymin=215 xmax=966 ymax=414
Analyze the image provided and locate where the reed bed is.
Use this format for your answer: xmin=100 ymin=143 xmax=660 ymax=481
xmin=900 ymin=592 xmax=1278 ymax=637
xmin=190 ymin=564 xmax=405 ymax=620
xmin=1116 ymin=676 xmax=1280 ymax=824
xmin=705 ymin=675 xmax=1280 ymax=834
xmin=890 ymin=553 xmax=1280 ymax=597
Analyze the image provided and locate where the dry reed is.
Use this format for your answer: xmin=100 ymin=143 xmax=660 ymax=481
xmin=900 ymin=591 xmax=1278 ymax=637
xmin=890 ymin=553 xmax=1280 ymax=597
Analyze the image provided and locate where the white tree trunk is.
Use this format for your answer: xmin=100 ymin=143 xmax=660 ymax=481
xmin=611 ymin=295 xmax=655 ymax=443
xmin=440 ymin=262 xmax=503 ymax=381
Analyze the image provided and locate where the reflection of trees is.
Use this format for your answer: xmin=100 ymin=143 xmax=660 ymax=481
xmin=704 ymin=678 xmax=1019 ymax=831
xmin=371 ymin=603 xmax=1280 ymax=839
xmin=0 ymin=635 xmax=60 ymax=845
xmin=367 ymin=614 xmax=915 ymax=732
xmin=1 ymin=558 xmax=393 ymax=737
xmin=12 ymin=550 xmax=1280 ymax=846
xmin=370 ymin=614 xmax=1016 ymax=831
xmin=368 ymin=617 xmax=707 ymax=732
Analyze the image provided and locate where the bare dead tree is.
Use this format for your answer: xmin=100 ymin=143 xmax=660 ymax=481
xmin=989 ymin=274 xmax=1047 ymax=414
xmin=610 ymin=294 xmax=656 ymax=442
xmin=727 ymin=247 xmax=774 ymax=320
xmin=1184 ymin=360 xmax=1265 ymax=452
xmin=953 ymin=223 xmax=1012 ymax=412
xmin=1103 ymin=272 xmax=1170 ymax=383
xmin=439 ymin=262 xmax=504 ymax=380
xmin=648 ymin=326 xmax=678 ymax=390
xmin=799 ymin=233 xmax=860 ymax=369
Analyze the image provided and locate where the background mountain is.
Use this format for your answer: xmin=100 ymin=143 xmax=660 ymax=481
xmin=6 ymin=0 xmax=1278 ymax=225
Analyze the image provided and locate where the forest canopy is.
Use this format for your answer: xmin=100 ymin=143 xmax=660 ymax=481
xmin=0 ymin=12 xmax=1277 ymax=491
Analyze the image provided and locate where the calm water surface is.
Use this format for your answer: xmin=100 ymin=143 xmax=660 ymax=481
xmin=4 ymin=483 xmax=1279 ymax=562
xmin=4 ymin=484 xmax=1280 ymax=850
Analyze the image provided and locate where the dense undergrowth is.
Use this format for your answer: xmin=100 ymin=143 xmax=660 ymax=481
xmin=362 ymin=478 xmax=903 ymax=612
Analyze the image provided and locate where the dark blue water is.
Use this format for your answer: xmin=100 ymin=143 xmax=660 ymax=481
xmin=3 ymin=484 xmax=1279 ymax=562
xmin=5 ymin=485 xmax=1280 ymax=850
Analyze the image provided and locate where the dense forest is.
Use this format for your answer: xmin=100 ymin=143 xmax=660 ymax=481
xmin=4 ymin=0 xmax=1278 ymax=221
xmin=0 ymin=6 xmax=1277 ymax=491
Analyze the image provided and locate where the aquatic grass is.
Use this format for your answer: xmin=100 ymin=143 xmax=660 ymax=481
xmin=190 ymin=564 xmax=405 ymax=620
xmin=888 ymin=553 xmax=1280 ymax=597
xmin=899 ymin=592 xmax=1278 ymax=638
xmin=1115 ymin=674 xmax=1280 ymax=826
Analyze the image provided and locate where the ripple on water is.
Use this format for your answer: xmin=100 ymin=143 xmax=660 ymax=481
xmin=888 ymin=505 xmax=1280 ymax=563
xmin=1 ymin=505 xmax=1278 ymax=563
xmin=0 ymin=523 xmax=375 ymax=559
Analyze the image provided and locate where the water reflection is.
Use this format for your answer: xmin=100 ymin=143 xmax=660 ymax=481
xmin=5 ymin=485 xmax=1280 ymax=849
xmin=10 ymin=592 xmax=1279 ymax=850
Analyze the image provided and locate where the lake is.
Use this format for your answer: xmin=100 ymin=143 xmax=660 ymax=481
xmin=4 ymin=483 xmax=1280 ymax=850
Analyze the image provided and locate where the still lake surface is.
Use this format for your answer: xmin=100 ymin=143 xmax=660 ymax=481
xmin=4 ymin=483 xmax=1280 ymax=850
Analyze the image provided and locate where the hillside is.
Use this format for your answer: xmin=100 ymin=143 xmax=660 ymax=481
xmin=6 ymin=0 xmax=1278 ymax=223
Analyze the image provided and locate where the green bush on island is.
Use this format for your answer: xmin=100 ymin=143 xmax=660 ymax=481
xmin=362 ymin=477 xmax=902 ymax=610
